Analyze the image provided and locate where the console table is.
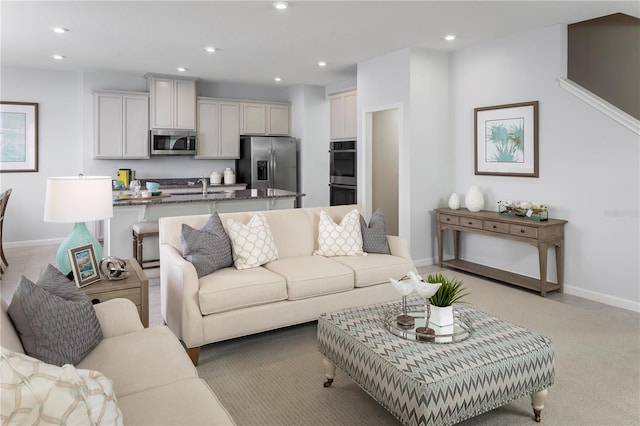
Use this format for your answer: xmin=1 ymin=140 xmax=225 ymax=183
xmin=435 ymin=208 xmax=567 ymax=296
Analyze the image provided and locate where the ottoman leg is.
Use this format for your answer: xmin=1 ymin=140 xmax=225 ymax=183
xmin=530 ymin=389 xmax=548 ymax=422
xmin=323 ymin=358 xmax=336 ymax=387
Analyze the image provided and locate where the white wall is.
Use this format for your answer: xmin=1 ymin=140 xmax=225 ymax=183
xmin=358 ymin=48 xmax=449 ymax=264
xmin=290 ymin=85 xmax=330 ymax=207
xmin=449 ymin=25 xmax=639 ymax=309
xmin=1 ymin=67 xmax=83 ymax=243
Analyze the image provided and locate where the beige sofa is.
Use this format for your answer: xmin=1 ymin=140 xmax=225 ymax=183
xmin=1 ymin=297 xmax=234 ymax=425
xmin=159 ymin=204 xmax=415 ymax=365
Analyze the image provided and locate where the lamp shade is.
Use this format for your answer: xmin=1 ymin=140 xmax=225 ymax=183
xmin=44 ymin=176 xmax=113 ymax=223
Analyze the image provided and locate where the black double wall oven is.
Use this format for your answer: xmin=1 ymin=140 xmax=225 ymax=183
xmin=329 ymin=140 xmax=357 ymax=206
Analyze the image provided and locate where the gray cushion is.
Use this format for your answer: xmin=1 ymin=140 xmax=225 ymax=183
xmin=181 ymin=212 xmax=233 ymax=278
xmin=360 ymin=209 xmax=391 ymax=254
xmin=7 ymin=264 xmax=103 ymax=366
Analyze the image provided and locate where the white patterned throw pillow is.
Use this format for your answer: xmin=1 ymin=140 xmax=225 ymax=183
xmin=0 ymin=347 xmax=123 ymax=425
xmin=227 ymin=212 xmax=279 ymax=270
xmin=314 ymin=209 xmax=364 ymax=256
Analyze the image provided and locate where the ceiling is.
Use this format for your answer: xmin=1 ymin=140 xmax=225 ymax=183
xmin=2 ymin=1 xmax=638 ymax=87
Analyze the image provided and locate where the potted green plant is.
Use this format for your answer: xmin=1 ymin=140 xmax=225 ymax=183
xmin=426 ymin=273 xmax=470 ymax=326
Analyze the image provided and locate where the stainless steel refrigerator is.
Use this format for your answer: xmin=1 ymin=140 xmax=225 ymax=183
xmin=236 ymin=136 xmax=298 ymax=192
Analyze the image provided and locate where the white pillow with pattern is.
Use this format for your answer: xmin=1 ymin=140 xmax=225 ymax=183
xmin=227 ymin=212 xmax=279 ymax=270
xmin=0 ymin=347 xmax=123 ymax=425
xmin=314 ymin=209 xmax=364 ymax=256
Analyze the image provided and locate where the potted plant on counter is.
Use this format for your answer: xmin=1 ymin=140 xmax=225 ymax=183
xmin=426 ymin=273 xmax=470 ymax=326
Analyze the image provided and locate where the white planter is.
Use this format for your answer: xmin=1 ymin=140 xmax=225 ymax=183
xmin=465 ymin=185 xmax=484 ymax=212
xmin=448 ymin=193 xmax=460 ymax=210
xmin=429 ymin=305 xmax=454 ymax=326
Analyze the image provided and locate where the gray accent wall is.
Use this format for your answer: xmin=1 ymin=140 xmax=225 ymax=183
xmin=568 ymin=13 xmax=640 ymax=120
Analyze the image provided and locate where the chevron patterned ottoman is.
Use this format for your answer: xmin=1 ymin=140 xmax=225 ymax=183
xmin=318 ymin=299 xmax=555 ymax=425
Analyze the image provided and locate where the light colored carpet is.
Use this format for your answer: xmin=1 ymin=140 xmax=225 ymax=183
xmin=157 ymin=271 xmax=640 ymax=425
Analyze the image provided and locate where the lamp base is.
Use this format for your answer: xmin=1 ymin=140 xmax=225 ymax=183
xmin=56 ymin=222 xmax=103 ymax=275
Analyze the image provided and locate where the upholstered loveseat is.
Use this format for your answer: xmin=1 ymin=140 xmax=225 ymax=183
xmin=1 ymin=297 xmax=234 ymax=425
xmin=158 ymin=204 xmax=416 ymax=365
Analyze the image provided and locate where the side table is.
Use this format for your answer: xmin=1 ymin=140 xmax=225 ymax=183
xmin=81 ymin=258 xmax=149 ymax=327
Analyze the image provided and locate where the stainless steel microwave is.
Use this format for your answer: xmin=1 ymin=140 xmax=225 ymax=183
xmin=150 ymin=130 xmax=196 ymax=155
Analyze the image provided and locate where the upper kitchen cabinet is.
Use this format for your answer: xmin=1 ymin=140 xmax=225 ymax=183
xmin=94 ymin=90 xmax=149 ymax=159
xmin=146 ymin=74 xmax=197 ymax=130
xmin=241 ymin=102 xmax=290 ymax=136
xmin=196 ymin=98 xmax=241 ymax=159
xmin=330 ymin=90 xmax=357 ymax=140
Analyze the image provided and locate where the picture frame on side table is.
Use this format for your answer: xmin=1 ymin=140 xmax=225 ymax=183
xmin=474 ymin=101 xmax=538 ymax=177
xmin=0 ymin=101 xmax=39 ymax=173
xmin=68 ymin=244 xmax=101 ymax=287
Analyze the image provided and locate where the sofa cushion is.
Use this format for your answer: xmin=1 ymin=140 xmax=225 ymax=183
xmin=7 ymin=265 xmax=102 ymax=366
xmin=314 ymin=209 xmax=364 ymax=257
xmin=198 ymin=267 xmax=287 ymax=315
xmin=117 ymin=377 xmax=235 ymax=426
xmin=360 ymin=209 xmax=391 ymax=254
xmin=260 ymin=208 xmax=315 ymax=258
xmin=76 ymin=325 xmax=197 ymax=397
xmin=0 ymin=347 xmax=123 ymax=425
xmin=228 ymin=212 xmax=279 ymax=270
xmin=181 ymin=212 xmax=233 ymax=278
xmin=331 ymin=254 xmax=416 ymax=288
xmin=264 ymin=256 xmax=354 ymax=300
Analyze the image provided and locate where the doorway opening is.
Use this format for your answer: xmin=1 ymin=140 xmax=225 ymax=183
xmin=365 ymin=108 xmax=400 ymax=236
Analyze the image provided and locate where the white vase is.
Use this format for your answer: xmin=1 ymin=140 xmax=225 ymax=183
xmin=465 ymin=185 xmax=484 ymax=212
xmin=429 ymin=305 xmax=454 ymax=326
xmin=448 ymin=193 xmax=460 ymax=210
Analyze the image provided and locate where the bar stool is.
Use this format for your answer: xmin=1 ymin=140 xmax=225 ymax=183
xmin=132 ymin=221 xmax=160 ymax=269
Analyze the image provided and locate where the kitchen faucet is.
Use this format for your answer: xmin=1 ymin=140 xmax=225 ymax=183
xmin=197 ymin=176 xmax=208 ymax=196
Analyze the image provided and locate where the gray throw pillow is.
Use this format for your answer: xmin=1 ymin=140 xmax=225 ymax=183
xmin=7 ymin=264 xmax=103 ymax=366
xmin=360 ymin=209 xmax=391 ymax=254
xmin=181 ymin=212 xmax=233 ymax=278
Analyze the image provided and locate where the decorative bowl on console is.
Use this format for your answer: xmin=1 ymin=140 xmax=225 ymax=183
xmin=497 ymin=200 xmax=548 ymax=221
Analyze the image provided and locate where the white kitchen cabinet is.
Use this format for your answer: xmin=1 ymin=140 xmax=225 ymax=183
xmin=196 ymin=98 xmax=240 ymax=159
xmin=330 ymin=90 xmax=357 ymax=140
xmin=94 ymin=90 xmax=149 ymax=159
xmin=241 ymin=102 xmax=290 ymax=135
xmin=267 ymin=104 xmax=290 ymax=135
xmin=147 ymin=75 xmax=196 ymax=130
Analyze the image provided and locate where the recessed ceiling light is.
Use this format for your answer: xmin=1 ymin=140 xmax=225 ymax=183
xmin=52 ymin=54 xmax=65 ymax=60
xmin=52 ymin=27 xmax=69 ymax=34
xmin=317 ymin=61 xmax=327 ymax=67
xmin=274 ymin=77 xmax=282 ymax=82
xmin=444 ymin=34 xmax=456 ymax=41
xmin=177 ymin=67 xmax=188 ymax=72
xmin=273 ymin=1 xmax=288 ymax=10
xmin=204 ymin=46 xmax=216 ymax=53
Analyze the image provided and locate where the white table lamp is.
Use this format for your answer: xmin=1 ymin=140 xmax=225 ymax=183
xmin=44 ymin=175 xmax=113 ymax=274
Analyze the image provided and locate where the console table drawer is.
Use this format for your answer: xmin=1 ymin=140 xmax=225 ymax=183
xmin=459 ymin=217 xmax=483 ymax=230
xmin=484 ymin=220 xmax=509 ymax=234
xmin=510 ymin=224 xmax=539 ymax=239
xmin=440 ymin=214 xmax=459 ymax=225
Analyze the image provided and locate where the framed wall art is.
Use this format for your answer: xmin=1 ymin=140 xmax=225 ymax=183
xmin=0 ymin=101 xmax=39 ymax=173
xmin=68 ymin=244 xmax=101 ymax=287
xmin=474 ymin=101 xmax=538 ymax=177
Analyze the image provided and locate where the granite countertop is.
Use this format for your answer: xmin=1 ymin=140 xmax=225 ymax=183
xmin=113 ymin=188 xmax=303 ymax=207
xmin=113 ymin=177 xmax=245 ymax=191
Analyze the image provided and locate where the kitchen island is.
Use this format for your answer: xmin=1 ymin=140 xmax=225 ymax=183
xmin=105 ymin=188 xmax=302 ymax=260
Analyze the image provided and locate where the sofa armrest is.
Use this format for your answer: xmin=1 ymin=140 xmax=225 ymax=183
xmin=160 ymin=244 xmax=204 ymax=348
xmin=93 ymin=298 xmax=144 ymax=338
xmin=387 ymin=235 xmax=412 ymax=260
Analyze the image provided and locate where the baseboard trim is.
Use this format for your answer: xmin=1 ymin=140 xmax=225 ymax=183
xmin=564 ymin=285 xmax=640 ymax=313
xmin=435 ymin=255 xmax=639 ymax=313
